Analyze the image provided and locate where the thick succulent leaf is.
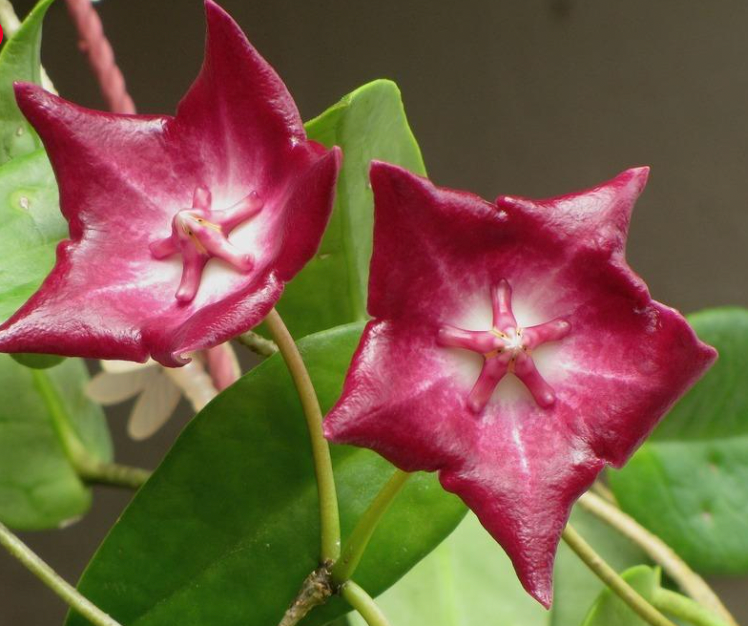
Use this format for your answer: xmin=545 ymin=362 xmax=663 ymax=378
xmin=66 ymin=323 xmax=465 ymax=626
xmin=609 ymin=308 xmax=748 ymax=574
xmin=0 ymin=354 xmax=112 ymax=530
xmin=349 ymin=513 xmax=547 ymax=626
xmin=580 ymin=566 xmax=659 ymax=626
xmin=274 ymin=79 xmax=426 ymax=338
xmin=0 ymin=0 xmax=53 ymax=164
xmin=346 ymin=506 xmax=644 ymax=626
xmin=0 ymin=150 xmax=65 ymax=323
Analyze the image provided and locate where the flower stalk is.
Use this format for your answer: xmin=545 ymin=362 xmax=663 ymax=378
xmin=31 ymin=369 xmax=150 ymax=490
xmin=0 ymin=521 xmax=122 ymax=626
xmin=236 ymin=330 xmax=279 ymax=357
xmin=265 ymin=308 xmax=341 ymax=563
xmin=340 ymin=581 xmax=392 ymax=626
xmin=562 ymin=523 xmax=676 ymax=626
xmin=332 ymin=469 xmax=411 ymax=585
xmin=578 ymin=491 xmax=738 ymax=626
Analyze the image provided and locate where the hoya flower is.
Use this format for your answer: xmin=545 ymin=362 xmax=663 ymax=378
xmin=0 ymin=0 xmax=340 ymax=366
xmin=87 ymin=344 xmax=239 ymax=440
xmin=324 ymin=162 xmax=716 ymax=606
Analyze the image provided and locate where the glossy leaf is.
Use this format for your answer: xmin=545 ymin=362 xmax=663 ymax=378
xmin=349 ymin=513 xmax=547 ymax=626
xmin=346 ymin=506 xmax=645 ymax=626
xmin=0 ymin=0 xmax=52 ymax=164
xmin=0 ymin=354 xmax=112 ymax=529
xmin=0 ymin=149 xmax=65 ymax=323
xmin=581 ymin=566 xmax=658 ymax=626
xmin=609 ymin=308 xmax=748 ymax=574
xmin=274 ymin=79 xmax=426 ymax=338
xmin=67 ymin=323 xmax=466 ymax=626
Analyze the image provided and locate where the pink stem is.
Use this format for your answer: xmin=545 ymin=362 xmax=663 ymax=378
xmin=64 ymin=0 xmax=135 ymax=114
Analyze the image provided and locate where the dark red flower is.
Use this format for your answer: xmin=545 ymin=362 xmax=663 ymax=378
xmin=0 ymin=0 xmax=340 ymax=366
xmin=324 ymin=162 xmax=716 ymax=606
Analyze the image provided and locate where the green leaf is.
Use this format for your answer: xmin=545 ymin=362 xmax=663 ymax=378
xmin=0 ymin=0 xmax=54 ymax=165
xmin=581 ymin=566 xmax=659 ymax=626
xmin=0 ymin=354 xmax=112 ymax=530
xmin=349 ymin=513 xmax=547 ymax=626
xmin=609 ymin=308 xmax=748 ymax=574
xmin=274 ymin=79 xmax=426 ymax=338
xmin=11 ymin=352 xmax=64 ymax=369
xmin=66 ymin=323 xmax=466 ymax=626
xmin=0 ymin=149 xmax=65 ymax=323
xmin=346 ymin=506 xmax=645 ymax=626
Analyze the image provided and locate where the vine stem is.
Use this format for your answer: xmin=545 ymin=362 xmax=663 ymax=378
xmin=31 ymin=369 xmax=150 ymax=491
xmin=265 ymin=308 xmax=341 ymax=563
xmin=76 ymin=459 xmax=151 ymax=490
xmin=578 ymin=491 xmax=738 ymax=626
xmin=0 ymin=0 xmax=57 ymax=93
xmin=340 ymin=581 xmax=392 ymax=626
xmin=0 ymin=521 xmax=122 ymax=626
xmin=562 ymin=523 xmax=676 ymax=626
xmin=236 ymin=330 xmax=279 ymax=358
xmin=64 ymin=0 xmax=135 ymax=114
xmin=652 ymin=588 xmax=731 ymax=626
xmin=332 ymin=469 xmax=411 ymax=584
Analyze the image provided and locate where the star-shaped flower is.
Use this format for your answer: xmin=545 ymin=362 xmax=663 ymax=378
xmin=324 ymin=162 xmax=716 ymax=606
xmin=0 ymin=0 xmax=340 ymax=366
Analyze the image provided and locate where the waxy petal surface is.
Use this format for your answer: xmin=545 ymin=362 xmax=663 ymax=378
xmin=325 ymin=162 xmax=716 ymax=606
xmin=0 ymin=1 xmax=340 ymax=366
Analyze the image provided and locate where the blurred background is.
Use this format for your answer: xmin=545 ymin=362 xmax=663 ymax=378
xmin=2 ymin=0 xmax=748 ymax=622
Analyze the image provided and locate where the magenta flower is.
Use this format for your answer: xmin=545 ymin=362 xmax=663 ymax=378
xmin=324 ymin=162 xmax=716 ymax=606
xmin=0 ymin=0 xmax=340 ymax=366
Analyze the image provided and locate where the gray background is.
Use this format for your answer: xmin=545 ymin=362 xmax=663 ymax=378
xmin=2 ymin=0 xmax=748 ymax=623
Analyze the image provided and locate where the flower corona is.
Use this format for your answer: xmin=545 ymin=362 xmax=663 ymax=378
xmin=437 ymin=279 xmax=571 ymax=412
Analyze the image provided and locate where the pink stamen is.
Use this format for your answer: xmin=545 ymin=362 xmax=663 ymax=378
xmin=437 ymin=280 xmax=571 ymax=412
xmin=150 ymin=186 xmax=264 ymax=303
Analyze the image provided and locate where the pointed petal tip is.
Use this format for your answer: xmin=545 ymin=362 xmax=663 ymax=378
xmin=203 ymin=0 xmax=248 ymax=47
xmin=597 ymin=166 xmax=650 ymax=210
xmin=13 ymin=80 xmax=48 ymax=107
xmin=529 ymin=583 xmax=553 ymax=610
xmin=617 ymin=165 xmax=650 ymax=192
xmin=329 ymin=144 xmax=343 ymax=169
xmin=369 ymin=160 xmax=428 ymax=192
xmin=203 ymin=0 xmax=227 ymax=19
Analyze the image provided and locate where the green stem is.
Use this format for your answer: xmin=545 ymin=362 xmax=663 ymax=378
xmin=332 ymin=469 xmax=411 ymax=585
xmin=653 ymin=589 xmax=731 ymax=626
xmin=0 ymin=521 xmax=122 ymax=626
xmin=562 ymin=524 xmax=677 ymax=626
xmin=265 ymin=308 xmax=341 ymax=563
xmin=76 ymin=460 xmax=152 ymax=489
xmin=236 ymin=330 xmax=279 ymax=357
xmin=578 ymin=492 xmax=738 ymax=626
xmin=340 ymin=581 xmax=392 ymax=626
xmin=31 ymin=369 xmax=150 ymax=491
